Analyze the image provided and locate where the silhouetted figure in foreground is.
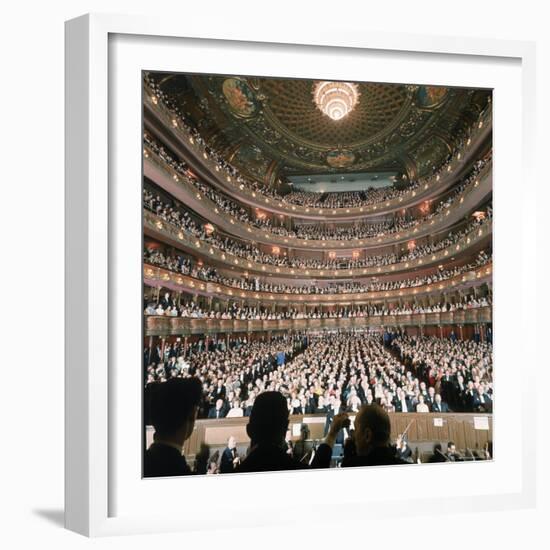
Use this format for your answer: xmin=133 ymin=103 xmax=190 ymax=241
xmin=314 ymin=404 xmax=410 ymax=468
xmin=144 ymin=377 xmax=202 ymax=477
xmin=236 ymin=392 xmax=310 ymax=473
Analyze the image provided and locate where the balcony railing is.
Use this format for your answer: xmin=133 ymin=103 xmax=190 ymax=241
xmin=144 ymin=209 xmax=491 ymax=279
xmin=144 ymin=306 xmax=492 ymax=336
xmin=144 ymin=82 xmax=492 ymax=220
xmin=143 ymin=262 xmax=492 ymax=306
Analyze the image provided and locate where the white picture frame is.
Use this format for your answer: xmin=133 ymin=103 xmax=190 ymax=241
xmin=65 ymin=13 xmax=537 ymax=537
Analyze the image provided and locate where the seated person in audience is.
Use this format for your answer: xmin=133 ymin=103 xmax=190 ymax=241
xmin=324 ymin=395 xmax=345 ymax=442
xmin=427 ymin=443 xmax=449 ymax=463
xmin=314 ymin=405 xmax=410 ymax=468
xmin=208 ymin=398 xmax=227 ymax=419
xmin=394 ymin=388 xmax=412 ymax=412
xmin=445 ymin=441 xmax=462 ymax=461
xmin=416 ymin=394 xmax=430 ymax=413
xmin=426 ymin=386 xmax=436 ymax=410
xmin=472 ymin=387 xmax=493 ymax=412
xmin=431 ymin=393 xmax=449 ymax=413
xmin=144 ymin=377 xmax=202 ymax=477
xmin=315 ymin=395 xmax=328 ymax=415
xmin=226 ymin=399 xmax=244 ymax=418
xmin=236 ymin=392 xmax=310 ymax=473
xmin=220 ymin=436 xmax=240 ymax=474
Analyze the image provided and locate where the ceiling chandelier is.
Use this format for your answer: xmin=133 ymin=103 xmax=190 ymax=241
xmin=312 ymin=81 xmax=360 ymax=121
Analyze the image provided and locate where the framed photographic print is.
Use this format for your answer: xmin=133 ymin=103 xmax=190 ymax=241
xmin=65 ymin=13 xmax=536 ymax=537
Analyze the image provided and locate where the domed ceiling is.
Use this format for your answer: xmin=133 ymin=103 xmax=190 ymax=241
xmin=147 ymin=72 xmax=491 ymax=183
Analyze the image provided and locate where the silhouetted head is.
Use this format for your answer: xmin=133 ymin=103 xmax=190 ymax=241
xmin=353 ymin=404 xmax=392 ymax=455
xmin=150 ymin=377 xmax=202 ymax=443
xmin=246 ymin=391 xmax=289 ymax=446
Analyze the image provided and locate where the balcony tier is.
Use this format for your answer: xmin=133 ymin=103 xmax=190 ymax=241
xmin=145 ymin=150 xmax=492 ymax=252
xmin=145 ymin=209 xmax=491 ymax=279
xmin=143 ymin=262 xmax=492 ymax=306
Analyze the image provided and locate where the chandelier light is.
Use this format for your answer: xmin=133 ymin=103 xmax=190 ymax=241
xmin=313 ymin=81 xmax=360 ymax=120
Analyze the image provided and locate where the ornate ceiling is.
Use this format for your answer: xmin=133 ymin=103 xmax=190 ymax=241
xmin=148 ymin=72 xmax=491 ymax=183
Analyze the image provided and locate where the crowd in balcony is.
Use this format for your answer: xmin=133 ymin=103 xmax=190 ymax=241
xmin=144 ymin=331 xmax=492 ymax=418
xmin=145 ymin=130 xmax=490 ymax=241
xmin=144 ymin=247 xmax=491 ymax=295
xmin=282 ymin=185 xmax=421 ymax=208
xmin=144 ymin=293 xmax=491 ymax=319
xmin=144 ymin=184 xmax=492 ymax=271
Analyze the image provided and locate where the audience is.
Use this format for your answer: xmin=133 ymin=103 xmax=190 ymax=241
xmin=144 ymin=369 xmax=492 ymax=476
xmin=145 ymin=332 xmax=492 ymax=420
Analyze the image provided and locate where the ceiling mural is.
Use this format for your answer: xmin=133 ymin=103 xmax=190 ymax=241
xmin=326 ymin=149 xmax=356 ymax=168
xmin=148 ymin=73 xmax=491 ymax=181
xmin=221 ymin=78 xmax=259 ymax=118
xmin=416 ymin=85 xmax=449 ymax=108
xmin=231 ymin=143 xmax=272 ymax=181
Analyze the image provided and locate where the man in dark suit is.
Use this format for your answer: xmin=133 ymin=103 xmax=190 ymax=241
xmin=208 ymin=398 xmax=227 ymax=419
xmin=473 ymin=388 xmax=492 ymax=412
xmin=144 ymin=377 xmax=203 ymax=478
xmin=324 ymin=395 xmax=346 ymax=445
xmin=393 ymin=388 xmax=412 ymax=413
xmin=431 ymin=393 xmax=449 ymax=413
xmin=220 ymin=436 xmax=240 ymax=474
xmin=236 ymin=392 xmax=310 ymax=473
xmin=160 ymin=292 xmax=174 ymax=310
xmin=445 ymin=441 xmax=462 ymax=461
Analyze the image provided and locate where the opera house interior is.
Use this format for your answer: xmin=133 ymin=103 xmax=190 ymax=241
xmin=142 ymin=72 xmax=493 ymax=477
